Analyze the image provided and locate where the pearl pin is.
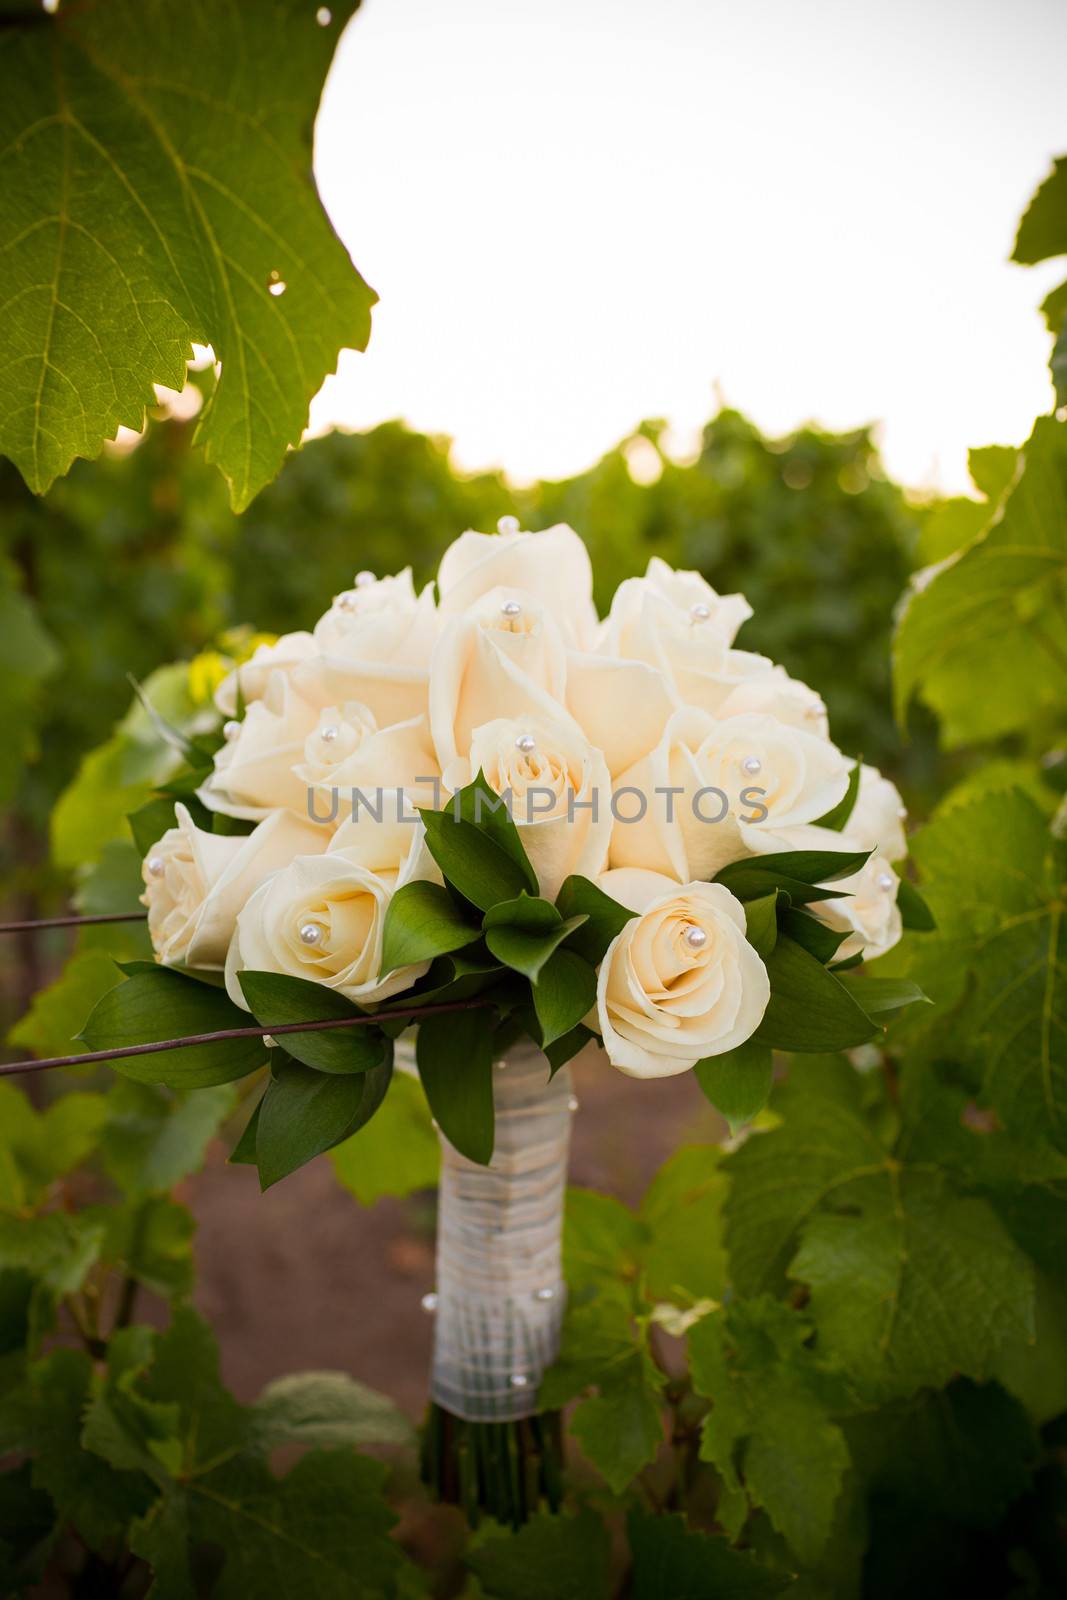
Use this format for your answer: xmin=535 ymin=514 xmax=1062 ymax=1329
xmin=532 ymin=1286 xmax=556 ymax=1302
xmin=147 ymin=856 xmax=165 ymax=878
xmin=742 ymin=756 xmax=762 ymax=776
xmin=320 ymin=725 xmax=339 ymax=743
xmin=515 ymin=733 xmax=536 ymax=754
xmin=354 ymin=570 xmax=375 ymax=587
xmin=684 ymin=925 xmax=708 ymax=950
xmin=222 ymin=719 xmax=241 ymax=741
xmin=299 ymin=923 xmax=323 ymax=946
xmin=500 ymin=599 xmax=523 ymax=619
xmin=877 ymin=872 xmax=895 ymax=892
xmin=690 ymin=602 xmax=711 ymax=622
xmin=497 ymin=515 xmax=521 ymax=535
xmin=568 ymin=1096 xmax=580 ymax=1113
xmin=421 ymin=1292 xmax=438 ymax=1313
xmin=509 ymin=1372 xmax=530 ymax=1389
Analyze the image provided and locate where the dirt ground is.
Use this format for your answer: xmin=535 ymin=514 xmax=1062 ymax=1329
xmin=184 ymin=1048 xmax=723 ymax=1413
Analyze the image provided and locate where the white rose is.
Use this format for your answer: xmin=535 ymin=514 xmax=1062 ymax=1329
xmin=467 ymin=713 xmax=612 ymax=902
xmin=289 ymin=569 xmax=437 ymax=729
xmin=436 ymin=522 xmax=598 ymax=648
xmin=609 ymin=708 xmax=852 ymax=881
xmin=293 ymin=702 xmax=440 ymax=820
xmin=564 ymin=651 xmax=678 ymax=777
xmin=199 ymin=670 xmax=321 ymax=820
xmin=599 ymin=558 xmax=758 ymax=716
xmin=594 ymin=868 xmax=770 ymax=1078
xmin=214 ymin=632 xmax=318 ymax=716
xmin=141 ymin=803 xmax=327 ymax=969
xmin=602 ymin=556 xmax=752 ymax=659
xmin=845 ymin=764 xmax=907 ymax=862
xmin=716 ymin=666 xmax=829 ymax=737
xmin=811 ymin=852 xmax=903 ymax=962
xmin=429 ymin=587 xmax=568 ymax=789
xmin=313 ymin=568 xmax=438 ymax=669
xmin=225 ymin=797 xmax=435 ymax=1008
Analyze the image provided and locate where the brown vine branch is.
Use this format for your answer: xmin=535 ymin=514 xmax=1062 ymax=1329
xmin=0 ymin=912 xmax=147 ymax=933
xmin=0 ymin=999 xmax=492 ymax=1078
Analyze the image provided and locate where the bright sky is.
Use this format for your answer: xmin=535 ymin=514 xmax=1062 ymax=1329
xmin=310 ymin=0 xmax=1066 ymax=494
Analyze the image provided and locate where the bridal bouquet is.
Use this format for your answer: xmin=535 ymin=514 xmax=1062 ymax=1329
xmin=82 ymin=518 xmax=927 ymax=1521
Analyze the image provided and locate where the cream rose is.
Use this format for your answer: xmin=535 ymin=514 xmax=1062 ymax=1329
xmin=811 ymin=851 xmax=903 ymax=962
xmin=844 ymin=764 xmax=907 ymax=862
xmin=436 ymin=521 xmax=598 ymax=649
xmin=199 ymin=671 xmax=321 ymax=820
xmin=467 ymin=713 xmax=612 ymax=901
xmin=214 ymin=632 xmax=318 ymax=717
xmin=225 ymin=797 xmax=436 ymax=1008
xmin=598 ymin=557 xmax=759 ymax=716
xmin=281 ymin=568 xmax=437 ymax=730
xmin=141 ymin=803 xmax=327 ymax=969
xmin=594 ymin=868 xmax=770 ymax=1078
xmin=716 ymin=665 xmax=829 ymax=737
xmin=293 ymin=702 xmax=440 ymax=821
xmin=609 ymin=708 xmax=852 ymax=881
xmin=429 ymin=588 xmax=568 ymax=789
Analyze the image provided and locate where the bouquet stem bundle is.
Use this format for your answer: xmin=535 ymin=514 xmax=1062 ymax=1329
xmin=422 ymin=1043 xmax=573 ymax=1523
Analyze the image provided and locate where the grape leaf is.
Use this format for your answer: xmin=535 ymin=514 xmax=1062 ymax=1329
xmin=894 ymin=416 xmax=1067 ymax=745
xmin=468 ymin=1510 xmax=611 ymax=1600
xmin=0 ymin=0 xmax=374 ymax=509
xmin=688 ymin=1298 xmax=851 ymax=1565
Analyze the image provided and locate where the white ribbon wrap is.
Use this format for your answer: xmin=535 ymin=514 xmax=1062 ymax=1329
xmin=430 ymin=1042 xmax=573 ymax=1422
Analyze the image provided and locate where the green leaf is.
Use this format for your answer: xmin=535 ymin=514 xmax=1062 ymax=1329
xmin=715 ymin=848 xmax=869 ymax=907
xmin=695 ymin=1040 xmax=774 ymax=1131
xmin=454 ymin=772 xmax=540 ymax=895
xmin=893 ymin=415 xmax=1067 ymax=745
xmin=555 ymin=874 xmax=634 ymax=963
xmin=834 ymin=972 xmax=931 ymax=1017
xmin=0 ymin=1348 xmax=155 ymax=1553
xmin=248 ymin=1372 xmax=414 ymax=1452
xmin=237 ymin=970 xmax=383 ymax=1075
xmin=80 ymin=967 xmax=266 ymax=1087
xmin=792 ymin=1167 xmax=1035 ymax=1400
xmin=467 ymin=1510 xmax=611 ymax=1600
xmin=532 ymin=948 xmax=598 ymax=1047
xmin=640 ymin=1146 xmax=728 ymax=1304
xmin=689 ymin=1298 xmax=851 ymax=1565
xmin=0 ymin=1085 xmax=107 ymax=1209
xmin=779 ymin=906 xmax=847 ymax=964
xmin=0 ymin=0 xmax=375 ymax=509
xmin=723 ymin=1054 xmax=893 ymax=1296
xmin=420 ymin=806 xmax=534 ymax=912
xmin=812 ymin=758 xmax=861 ymax=831
xmin=1012 ymin=155 xmax=1067 ymax=264
xmin=99 ymin=1079 xmax=237 ymax=1195
xmin=627 ymin=1510 xmax=791 ymax=1599
xmin=484 ymin=897 xmax=588 ymax=982
xmin=329 ymin=1068 xmax=439 ymax=1206
xmin=416 ymin=1007 xmax=495 ymax=1164
xmin=904 ymin=790 xmax=1067 ymax=1150
xmin=544 ymin=1023 xmax=595 ymax=1076
xmin=570 ymin=1376 xmax=664 ymax=1495
xmin=742 ymin=892 xmax=778 ymax=959
xmin=8 ymin=948 xmax=126 ymax=1061
xmin=896 ymin=876 xmax=936 ymax=931
xmin=256 ymin=1047 xmax=393 ymax=1190
xmin=379 ymin=880 xmax=482 ymax=974
xmin=754 ymin=937 xmax=878 ymax=1051
xmin=229 ymin=1095 xmax=262 ymax=1167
